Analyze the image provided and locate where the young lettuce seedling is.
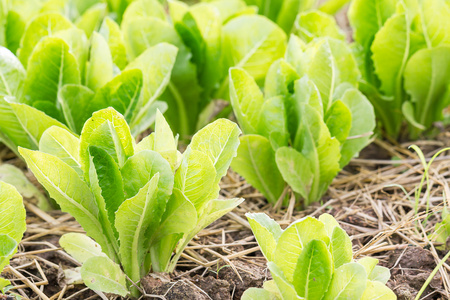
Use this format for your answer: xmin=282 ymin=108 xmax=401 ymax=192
xmin=0 ymin=181 xmax=27 ymax=293
xmin=242 ymin=213 xmax=396 ymax=300
xmin=230 ymin=35 xmax=376 ymax=206
xmin=349 ymin=0 xmax=450 ymax=139
xmin=19 ymin=108 xmax=243 ymax=297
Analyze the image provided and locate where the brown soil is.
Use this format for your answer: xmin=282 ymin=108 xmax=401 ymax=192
xmin=386 ymin=247 xmax=446 ymax=300
xmin=2 ymin=135 xmax=450 ymax=299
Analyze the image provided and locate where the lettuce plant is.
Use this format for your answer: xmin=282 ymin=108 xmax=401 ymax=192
xmin=230 ymin=36 xmax=375 ymax=206
xmin=242 ymin=0 xmax=351 ymax=33
xmin=349 ymin=0 xmax=450 ymax=139
xmin=0 ymin=181 xmax=27 ymax=293
xmin=242 ymin=213 xmax=396 ymax=300
xmin=242 ymin=0 xmax=316 ymax=33
xmin=121 ymin=0 xmax=287 ymax=137
xmin=19 ymin=107 xmax=243 ymax=297
xmin=0 ymin=12 xmax=176 ymax=156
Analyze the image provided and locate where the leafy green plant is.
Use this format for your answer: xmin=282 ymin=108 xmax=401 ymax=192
xmin=242 ymin=0 xmax=351 ymax=33
xmin=349 ymin=0 xmax=450 ymax=139
xmin=0 ymin=181 xmax=27 ymax=293
xmin=229 ymin=35 xmax=375 ymax=206
xmin=19 ymin=107 xmax=243 ymax=297
xmin=0 ymin=12 xmax=176 ymax=155
xmin=121 ymin=0 xmax=287 ymax=137
xmin=242 ymin=213 xmax=396 ymax=300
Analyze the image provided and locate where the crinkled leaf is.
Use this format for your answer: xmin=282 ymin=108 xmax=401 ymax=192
xmin=81 ymin=255 xmax=128 ymax=297
xmin=0 ymin=97 xmax=33 ymax=153
xmin=89 ymin=146 xmax=124 ymax=228
xmin=274 ymin=217 xmax=329 ymax=282
xmin=0 ymin=46 xmax=25 ymax=98
xmin=348 ymin=0 xmax=396 ymax=50
xmin=276 ymin=146 xmax=313 ymax=200
xmin=330 ymin=227 xmax=353 ymax=269
xmin=53 ymin=28 xmax=89 ymax=82
xmin=293 ymin=239 xmax=333 ymax=300
xmin=90 ymin=69 xmax=143 ymax=123
xmin=99 ymin=17 xmax=127 ymax=70
xmin=190 ymin=118 xmax=241 ymax=184
xmin=294 ymin=10 xmax=345 ymax=43
xmin=126 ymin=43 xmax=178 ymax=135
xmin=304 ymin=38 xmax=359 ymax=113
xmin=231 ymin=135 xmax=285 ymax=204
xmin=361 ymin=280 xmax=396 ymax=300
xmin=369 ymin=266 xmax=391 ymax=284
xmin=403 ymin=46 xmax=450 ymax=130
xmin=267 ymin=262 xmax=303 ymax=300
xmin=80 ymin=108 xmax=134 ymax=173
xmin=371 ymin=12 xmax=409 ymax=96
xmin=121 ymin=0 xmax=165 ymax=26
xmin=229 ymin=68 xmax=264 ymax=134
xmin=18 ymin=148 xmax=114 ymax=258
xmin=419 ymin=0 xmax=450 ymax=47
xmin=258 ymin=96 xmax=289 ymax=148
xmin=121 ymin=150 xmax=174 ymax=200
xmin=325 ymin=100 xmax=352 ymax=145
xmin=223 ymin=15 xmax=287 ymax=85
xmin=115 ymin=174 xmax=159 ymax=281
xmin=11 ymin=103 xmax=69 ymax=150
xmin=246 ymin=212 xmax=282 ymax=261
xmin=265 ymin=59 xmax=299 ymax=98
xmin=323 ymin=262 xmax=367 ymax=300
xmin=39 ymin=126 xmax=82 ymax=176
xmin=86 ymin=32 xmax=113 ymax=92
xmin=24 ymin=37 xmax=80 ymax=108
xmin=75 ymin=3 xmax=106 ymax=38
xmin=175 ymin=148 xmax=216 ymax=212
xmin=318 ymin=213 xmax=340 ymax=236
xmin=339 ymin=89 xmax=375 ymax=167
xmin=0 ymin=277 xmax=10 ymax=292
xmin=59 ymin=233 xmax=106 ymax=264
xmin=18 ymin=13 xmax=73 ymax=67
xmin=58 ymin=84 xmax=95 ymax=134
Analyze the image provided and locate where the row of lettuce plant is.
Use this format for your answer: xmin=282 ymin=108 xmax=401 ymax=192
xmin=0 ymin=16 xmax=177 ymax=156
xmin=0 ymin=0 xmax=290 ymax=143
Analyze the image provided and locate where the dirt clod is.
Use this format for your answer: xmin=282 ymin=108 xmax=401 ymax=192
xmin=386 ymin=246 xmax=444 ymax=300
xmin=141 ymin=273 xmax=207 ymax=299
xmin=217 ymin=260 xmax=268 ymax=299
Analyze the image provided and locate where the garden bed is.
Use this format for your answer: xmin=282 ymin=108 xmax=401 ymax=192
xmin=2 ymin=135 xmax=450 ymax=300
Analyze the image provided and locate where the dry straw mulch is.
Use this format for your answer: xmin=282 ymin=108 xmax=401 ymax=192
xmin=2 ymin=135 xmax=450 ymax=299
